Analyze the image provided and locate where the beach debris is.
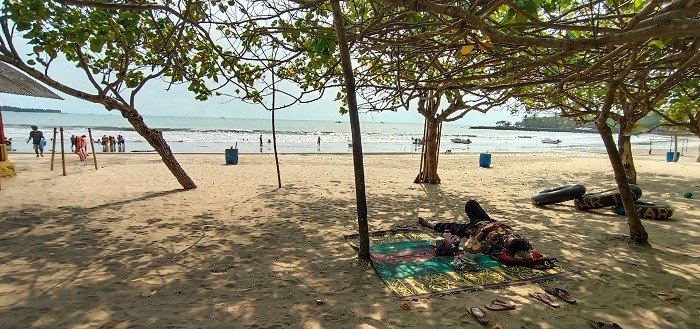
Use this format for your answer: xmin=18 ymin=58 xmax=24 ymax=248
xmin=652 ymin=292 xmax=679 ymax=300
xmin=141 ymin=290 xmax=157 ymax=297
xmin=684 ymin=192 xmax=693 ymax=198
xmin=588 ymin=320 xmax=622 ymax=329
xmin=315 ymin=299 xmax=325 ymax=306
xmin=492 ymin=324 xmax=504 ymax=329
xmin=400 ymin=301 xmax=410 ymax=310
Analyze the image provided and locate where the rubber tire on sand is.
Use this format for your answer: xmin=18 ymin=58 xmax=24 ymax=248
xmin=531 ymin=184 xmax=587 ymax=206
xmin=575 ymin=184 xmax=642 ymax=210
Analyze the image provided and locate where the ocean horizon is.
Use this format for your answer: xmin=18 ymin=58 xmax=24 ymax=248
xmin=3 ymin=111 xmax=693 ymax=154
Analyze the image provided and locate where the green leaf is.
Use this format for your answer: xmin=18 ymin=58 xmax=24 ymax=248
xmin=648 ymin=40 xmax=664 ymax=50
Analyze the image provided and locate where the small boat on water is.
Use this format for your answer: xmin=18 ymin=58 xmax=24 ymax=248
xmin=518 ymin=136 xmax=534 ymax=138
xmin=542 ymin=138 xmax=562 ymax=144
xmin=451 ymin=138 xmax=472 ymax=144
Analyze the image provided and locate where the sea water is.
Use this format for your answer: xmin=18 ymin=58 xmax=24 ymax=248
xmin=2 ymin=112 xmax=689 ymax=154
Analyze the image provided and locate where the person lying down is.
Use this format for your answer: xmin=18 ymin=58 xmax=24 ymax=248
xmin=419 ymin=199 xmax=553 ymax=267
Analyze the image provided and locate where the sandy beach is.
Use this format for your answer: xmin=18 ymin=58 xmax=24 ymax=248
xmin=0 ymin=150 xmax=698 ymax=328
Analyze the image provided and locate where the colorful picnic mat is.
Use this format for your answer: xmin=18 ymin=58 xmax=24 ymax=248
xmin=345 ymin=229 xmax=573 ymax=300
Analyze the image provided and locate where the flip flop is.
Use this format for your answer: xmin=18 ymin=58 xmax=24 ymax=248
xmin=485 ymin=299 xmax=517 ymax=311
xmin=544 ymin=287 xmax=577 ymax=304
xmin=588 ymin=320 xmax=622 ymax=329
xmin=468 ymin=307 xmax=489 ymax=325
xmin=529 ymin=292 xmax=560 ymax=308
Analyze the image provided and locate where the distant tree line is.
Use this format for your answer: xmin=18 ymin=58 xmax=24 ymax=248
xmin=2 ymin=106 xmax=60 ymax=114
xmin=514 ymin=114 xmax=674 ymax=133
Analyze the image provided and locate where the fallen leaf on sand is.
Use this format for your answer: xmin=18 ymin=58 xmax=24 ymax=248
xmin=315 ymin=299 xmax=325 ymax=306
xmin=652 ymin=292 xmax=679 ymax=300
xmin=400 ymin=301 xmax=410 ymax=310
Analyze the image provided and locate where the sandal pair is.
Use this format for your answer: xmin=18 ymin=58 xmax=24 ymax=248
xmin=530 ymin=287 xmax=577 ymax=308
xmin=469 ymin=300 xmax=517 ymax=325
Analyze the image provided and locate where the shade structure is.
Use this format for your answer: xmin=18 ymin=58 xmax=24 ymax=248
xmin=0 ymin=62 xmax=62 ymax=99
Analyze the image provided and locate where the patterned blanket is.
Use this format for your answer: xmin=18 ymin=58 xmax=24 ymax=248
xmin=345 ymin=229 xmax=573 ymax=300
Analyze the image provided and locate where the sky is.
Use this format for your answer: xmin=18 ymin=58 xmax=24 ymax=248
xmin=1 ymin=38 xmax=524 ymax=126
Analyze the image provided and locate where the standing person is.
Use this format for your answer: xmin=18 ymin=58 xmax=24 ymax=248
xmin=317 ymin=136 xmax=321 ymax=146
xmin=70 ymin=135 xmax=76 ymax=152
xmin=117 ymin=134 xmax=125 ymax=152
xmin=81 ymin=135 xmax=89 ymax=153
xmin=101 ymin=135 xmax=109 ymax=152
xmin=259 ymin=135 xmax=263 ymax=148
xmin=74 ymin=134 xmax=88 ymax=161
xmin=109 ymin=136 xmax=116 ymax=152
xmin=26 ymin=125 xmax=44 ymax=157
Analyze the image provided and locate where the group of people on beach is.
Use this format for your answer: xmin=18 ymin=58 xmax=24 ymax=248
xmin=99 ymin=134 xmax=125 ymax=152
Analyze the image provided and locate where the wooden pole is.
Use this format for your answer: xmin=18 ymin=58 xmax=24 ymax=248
xmin=271 ymin=74 xmax=282 ymax=189
xmin=88 ymin=128 xmax=98 ymax=170
xmin=50 ymin=127 xmax=57 ymax=170
xmin=60 ymin=127 xmax=66 ymax=176
xmin=332 ymin=0 xmax=369 ymax=259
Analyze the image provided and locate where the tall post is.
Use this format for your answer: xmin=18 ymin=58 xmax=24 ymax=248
xmin=271 ymin=73 xmax=282 ymax=189
xmin=332 ymin=0 xmax=369 ymax=259
xmin=59 ymin=127 xmax=66 ymax=176
xmin=50 ymin=127 xmax=57 ymax=170
xmin=88 ymin=128 xmax=98 ymax=170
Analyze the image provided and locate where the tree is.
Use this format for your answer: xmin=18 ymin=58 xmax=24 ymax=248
xmin=0 ymin=0 xmax=226 ymax=189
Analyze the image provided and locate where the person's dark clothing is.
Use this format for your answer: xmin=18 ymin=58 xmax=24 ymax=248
xmin=29 ymin=130 xmax=43 ymax=144
xmin=432 ymin=200 xmax=496 ymax=238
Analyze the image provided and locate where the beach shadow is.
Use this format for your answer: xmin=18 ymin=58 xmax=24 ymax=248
xmin=1 ymin=158 xmax=697 ymax=328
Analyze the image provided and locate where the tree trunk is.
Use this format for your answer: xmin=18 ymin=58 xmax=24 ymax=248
xmin=414 ymin=116 xmax=442 ymax=184
xmin=674 ymin=131 xmax=678 ymax=154
xmin=271 ymin=75 xmax=282 ymax=189
xmin=617 ymin=120 xmax=637 ymax=184
xmin=272 ymin=107 xmax=281 ymax=189
xmin=120 ymin=106 xmax=196 ymax=189
xmin=596 ymin=122 xmax=648 ymax=244
xmin=332 ymin=0 xmax=369 ymax=259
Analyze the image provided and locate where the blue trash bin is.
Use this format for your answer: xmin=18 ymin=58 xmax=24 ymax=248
xmin=225 ymin=147 xmax=239 ymax=165
xmin=666 ymin=151 xmax=679 ymax=162
xmin=479 ymin=153 xmax=491 ymax=168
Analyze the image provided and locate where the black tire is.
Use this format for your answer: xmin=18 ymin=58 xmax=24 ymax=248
xmin=611 ymin=201 xmax=674 ymax=220
xmin=531 ymin=184 xmax=587 ymax=206
xmin=575 ymin=184 xmax=642 ymax=210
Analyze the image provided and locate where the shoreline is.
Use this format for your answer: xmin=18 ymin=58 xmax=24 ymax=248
xmin=6 ymin=147 xmax=693 ymax=156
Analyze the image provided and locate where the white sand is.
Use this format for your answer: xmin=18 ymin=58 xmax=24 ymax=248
xmin=0 ymin=150 xmax=698 ymax=328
